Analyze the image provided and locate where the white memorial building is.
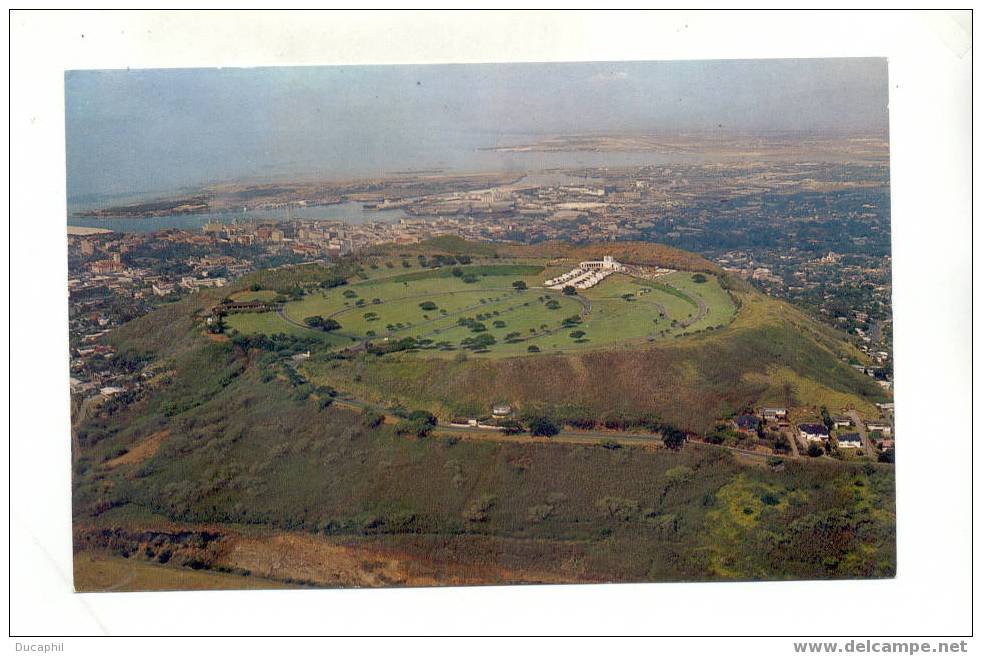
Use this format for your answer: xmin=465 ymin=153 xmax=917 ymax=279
xmin=545 ymin=256 xmax=625 ymax=290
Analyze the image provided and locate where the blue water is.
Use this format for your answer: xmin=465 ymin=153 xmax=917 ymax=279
xmin=66 ymin=149 xmax=698 ymax=234
xmin=67 ymin=201 xmax=408 ymax=234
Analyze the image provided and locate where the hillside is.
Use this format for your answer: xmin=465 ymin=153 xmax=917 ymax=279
xmin=73 ymin=240 xmax=894 ymax=589
xmin=293 ymin=244 xmax=884 ymax=431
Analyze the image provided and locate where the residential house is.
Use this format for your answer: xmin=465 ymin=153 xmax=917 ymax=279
xmin=866 ymin=421 xmax=892 ymax=437
xmin=761 ymin=407 xmax=788 ymax=421
xmin=837 ymin=433 xmax=862 ymax=449
xmin=798 ymin=423 xmax=829 ymax=442
xmin=735 ymin=414 xmax=761 ymax=433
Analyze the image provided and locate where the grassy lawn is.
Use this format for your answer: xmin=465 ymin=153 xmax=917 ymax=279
xmin=229 ymin=289 xmax=280 ymax=302
xmin=227 ymin=261 xmax=738 ymax=360
xmin=225 ymin=312 xmax=352 ymax=347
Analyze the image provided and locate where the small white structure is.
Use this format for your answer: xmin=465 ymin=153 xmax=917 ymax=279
xmin=100 ymin=386 xmax=125 ymax=398
xmin=492 ymin=404 xmax=512 ymax=417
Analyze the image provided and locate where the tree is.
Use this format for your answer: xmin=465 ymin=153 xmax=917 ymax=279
xmin=662 ymin=427 xmax=686 ymax=450
xmin=806 ymin=442 xmax=824 ymax=457
xmin=772 ymin=432 xmax=791 ymax=454
xmin=692 ymin=273 xmax=708 ymax=283
xmin=305 ymin=316 xmax=342 ymax=332
xmin=562 ymin=285 xmax=577 ymax=296
xmin=407 ymin=409 xmax=438 ymax=427
xmin=569 ymin=330 xmax=586 ymax=339
xmin=396 ymin=417 xmax=434 ymax=438
xmin=527 ymin=345 xmax=541 ymax=353
xmin=207 ymin=314 xmax=226 ymax=334
xmin=528 ymin=416 xmax=560 ymax=437
xmin=462 ymin=274 xmax=479 ymax=284
xmin=820 ymin=406 xmax=834 ymax=432
xmin=451 ymin=267 xmax=464 ymax=277
xmin=419 ymin=301 xmax=438 ymax=311
xmin=511 ymin=280 xmax=528 ymax=291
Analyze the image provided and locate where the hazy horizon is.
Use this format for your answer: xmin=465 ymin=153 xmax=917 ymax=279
xmin=65 ymin=58 xmax=889 ymax=201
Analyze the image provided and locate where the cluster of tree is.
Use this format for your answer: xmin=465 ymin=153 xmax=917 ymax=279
xmin=272 ymin=286 xmax=303 ymax=301
xmin=527 ymin=416 xmax=560 ymax=437
xmin=318 ymin=274 xmax=348 ymax=289
xmin=304 ymin=316 xmax=342 ymax=332
xmin=460 ymin=333 xmax=496 ymax=351
xmin=395 ymin=409 xmax=438 ymax=438
xmin=419 ymin=253 xmax=472 ymax=269
xmin=231 ymin=332 xmax=322 ymax=355
xmin=457 ymin=317 xmax=488 ymax=333
xmin=206 ymin=315 xmax=226 ymax=334
xmin=366 ymin=336 xmax=417 ymax=355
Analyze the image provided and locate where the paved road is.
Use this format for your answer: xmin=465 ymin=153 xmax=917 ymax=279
xmin=781 ymin=425 xmax=801 ymax=458
xmin=848 ymin=409 xmax=876 ymax=459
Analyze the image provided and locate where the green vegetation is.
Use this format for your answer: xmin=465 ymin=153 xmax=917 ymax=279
xmin=304 ymin=316 xmax=341 ymax=332
xmin=76 ymin=240 xmax=893 ymax=587
xmin=73 ymin=330 xmax=895 ymax=583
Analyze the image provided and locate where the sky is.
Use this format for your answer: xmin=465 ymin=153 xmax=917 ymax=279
xmin=65 ymin=58 xmax=888 ymax=201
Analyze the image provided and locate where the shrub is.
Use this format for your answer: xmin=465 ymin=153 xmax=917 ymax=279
xmin=396 ymin=417 xmax=434 ymax=439
xmin=360 ymin=408 xmax=384 ymax=428
xmin=500 ymin=419 xmax=525 ymax=435
xmin=419 ymin=301 xmax=438 ymax=311
xmin=528 ymin=416 xmax=560 ymax=437
xmin=304 ymin=316 xmax=341 ymax=332
xmin=562 ymin=285 xmax=577 ymax=296
xmin=662 ymin=427 xmax=686 ymax=450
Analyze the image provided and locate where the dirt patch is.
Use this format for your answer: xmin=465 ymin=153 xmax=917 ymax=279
xmin=106 ymin=429 xmax=170 ymax=468
xmin=215 ymin=532 xmax=590 ymax=588
xmin=75 ymin=522 xmax=597 ymax=590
